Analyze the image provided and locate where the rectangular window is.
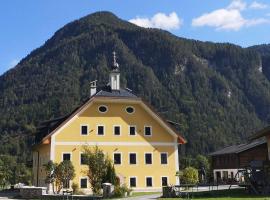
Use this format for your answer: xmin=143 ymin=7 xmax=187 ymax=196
xmin=129 ymin=153 xmax=137 ymax=165
xmin=97 ymin=125 xmax=104 ymax=135
xmin=80 ymin=153 xmax=88 ymax=165
xmin=80 ymin=178 xmax=87 ymax=188
xmin=162 ymin=177 xmax=168 ymax=186
xmin=114 ymin=153 xmax=121 ymax=165
xmin=63 ymin=153 xmax=71 ymax=161
xmin=146 ymin=177 xmax=153 ymax=187
xmin=144 ymin=126 xmax=152 ymax=136
xmin=130 ymin=177 xmax=136 ymax=187
xmin=81 ymin=125 xmax=88 ymax=135
xmin=114 ymin=126 xmax=121 ymax=135
xmin=145 ymin=153 xmax=152 ymax=165
xmin=129 ymin=126 xmax=136 ymax=135
xmin=161 ymin=153 xmax=168 ymax=164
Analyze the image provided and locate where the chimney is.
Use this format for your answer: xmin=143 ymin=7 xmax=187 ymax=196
xmin=90 ymin=80 xmax=97 ymax=97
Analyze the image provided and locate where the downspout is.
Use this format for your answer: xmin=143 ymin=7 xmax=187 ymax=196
xmin=37 ymin=150 xmax=40 ymax=187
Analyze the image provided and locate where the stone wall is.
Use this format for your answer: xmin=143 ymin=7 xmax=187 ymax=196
xmin=20 ymin=186 xmax=47 ymax=199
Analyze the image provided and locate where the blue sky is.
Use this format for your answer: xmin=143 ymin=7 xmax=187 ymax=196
xmin=1 ymin=0 xmax=270 ymax=75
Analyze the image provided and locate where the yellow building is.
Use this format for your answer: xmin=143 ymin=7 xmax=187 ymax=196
xmin=32 ymin=52 xmax=186 ymax=193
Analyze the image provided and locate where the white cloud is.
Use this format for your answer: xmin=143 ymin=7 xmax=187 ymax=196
xmin=250 ymin=1 xmax=268 ymax=9
xmin=192 ymin=9 xmax=246 ymax=31
xmin=129 ymin=12 xmax=183 ymax=30
xmin=245 ymin=18 xmax=270 ymax=26
xmin=192 ymin=0 xmax=270 ymax=31
xmin=227 ymin=0 xmax=247 ymax=11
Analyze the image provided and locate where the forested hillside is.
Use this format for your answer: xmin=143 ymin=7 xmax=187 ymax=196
xmin=1 ymin=11 xmax=270 ymax=162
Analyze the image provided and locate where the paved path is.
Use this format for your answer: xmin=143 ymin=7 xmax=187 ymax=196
xmin=121 ymin=193 xmax=161 ymax=200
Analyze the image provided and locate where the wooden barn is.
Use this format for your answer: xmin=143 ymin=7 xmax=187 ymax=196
xmin=249 ymin=126 xmax=270 ymax=160
xmin=209 ymin=139 xmax=268 ymax=183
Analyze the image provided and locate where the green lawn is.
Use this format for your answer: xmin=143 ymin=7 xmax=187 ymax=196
xmin=159 ymin=189 xmax=270 ymax=200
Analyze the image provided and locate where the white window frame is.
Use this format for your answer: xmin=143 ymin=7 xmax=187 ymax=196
xmin=97 ymin=125 xmax=105 ymax=136
xmin=160 ymin=152 xmax=168 ymax=165
xmin=129 ymin=176 xmax=137 ymax=188
xmin=145 ymin=176 xmax=153 ymax=187
xmin=113 ymin=125 xmax=121 ymax=136
xmin=129 ymin=152 xmax=137 ymax=165
xmin=80 ymin=124 xmax=89 ymax=136
xmin=80 ymin=152 xmax=87 ymax=165
xmin=98 ymin=105 xmax=108 ymax=113
xmin=125 ymin=106 xmax=135 ymax=114
xmin=144 ymin=126 xmax=152 ymax=136
xmin=161 ymin=176 xmax=169 ymax=187
xmin=113 ymin=152 xmax=122 ymax=165
xmin=129 ymin=125 xmax=137 ymax=136
xmin=80 ymin=177 xmax=88 ymax=189
xmin=62 ymin=152 xmax=72 ymax=161
xmin=144 ymin=152 xmax=153 ymax=165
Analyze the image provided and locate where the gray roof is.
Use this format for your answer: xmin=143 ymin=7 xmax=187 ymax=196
xmin=249 ymin=126 xmax=270 ymax=140
xmin=95 ymin=86 xmax=138 ymax=98
xmin=209 ymin=139 xmax=267 ymax=156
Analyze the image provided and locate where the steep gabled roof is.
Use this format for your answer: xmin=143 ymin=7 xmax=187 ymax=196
xmin=249 ymin=126 xmax=270 ymax=141
xmin=209 ymin=139 xmax=267 ymax=156
xmin=34 ymin=87 xmax=186 ymax=147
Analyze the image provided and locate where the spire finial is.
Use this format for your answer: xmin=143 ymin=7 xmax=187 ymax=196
xmin=112 ymin=51 xmax=119 ymax=71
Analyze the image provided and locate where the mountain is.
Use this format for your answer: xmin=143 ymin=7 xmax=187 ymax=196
xmin=1 ymin=11 xmax=270 ymax=161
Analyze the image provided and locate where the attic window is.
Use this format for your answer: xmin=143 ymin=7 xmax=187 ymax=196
xmin=126 ymin=106 xmax=135 ymax=114
xmin=98 ymin=105 xmax=107 ymax=113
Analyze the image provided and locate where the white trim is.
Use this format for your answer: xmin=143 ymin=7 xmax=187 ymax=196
xmin=113 ymin=125 xmax=121 ymax=136
xmin=96 ymin=125 xmax=105 ymax=136
xmin=129 ymin=176 xmax=137 ymax=188
xmin=125 ymin=106 xmax=135 ymax=114
xmin=144 ymin=126 xmax=152 ymax=137
xmin=79 ymin=177 xmax=88 ymax=189
xmin=80 ymin=124 xmax=89 ymax=136
xmin=62 ymin=152 xmax=72 ymax=161
xmin=174 ymin=143 xmax=180 ymax=185
xmin=113 ymin=152 xmax=122 ymax=165
xmin=50 ymin=135 xmax=55 ymax=160
xmin=98 ymin=105 xmax=108 ymax=113
xmin=161 ymin=176 xmax=169 ymax=187
xmin=55 ymin=141 xmax=176 ymax=146
xmin=160 ymin=152 xmax=168 ymax=165
xmin=128 ymin=152 xmax=137 ymax=165
xmin=144 ymin=152 xmax=153 ymax=165
xmin=145 ymin=176 xmax=154 ymax=187
xmin=129 ymin=125 xmax=137 ymax=136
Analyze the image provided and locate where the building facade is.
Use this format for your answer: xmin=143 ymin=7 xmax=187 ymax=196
xmin=210 ymin=140 xmax=268 ymax=183
xmin=32 ymin=53 xmax=186 ymax=193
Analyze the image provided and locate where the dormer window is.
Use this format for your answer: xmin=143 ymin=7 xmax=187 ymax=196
xmin=98 ymin=105 xmax=107 ymax=113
